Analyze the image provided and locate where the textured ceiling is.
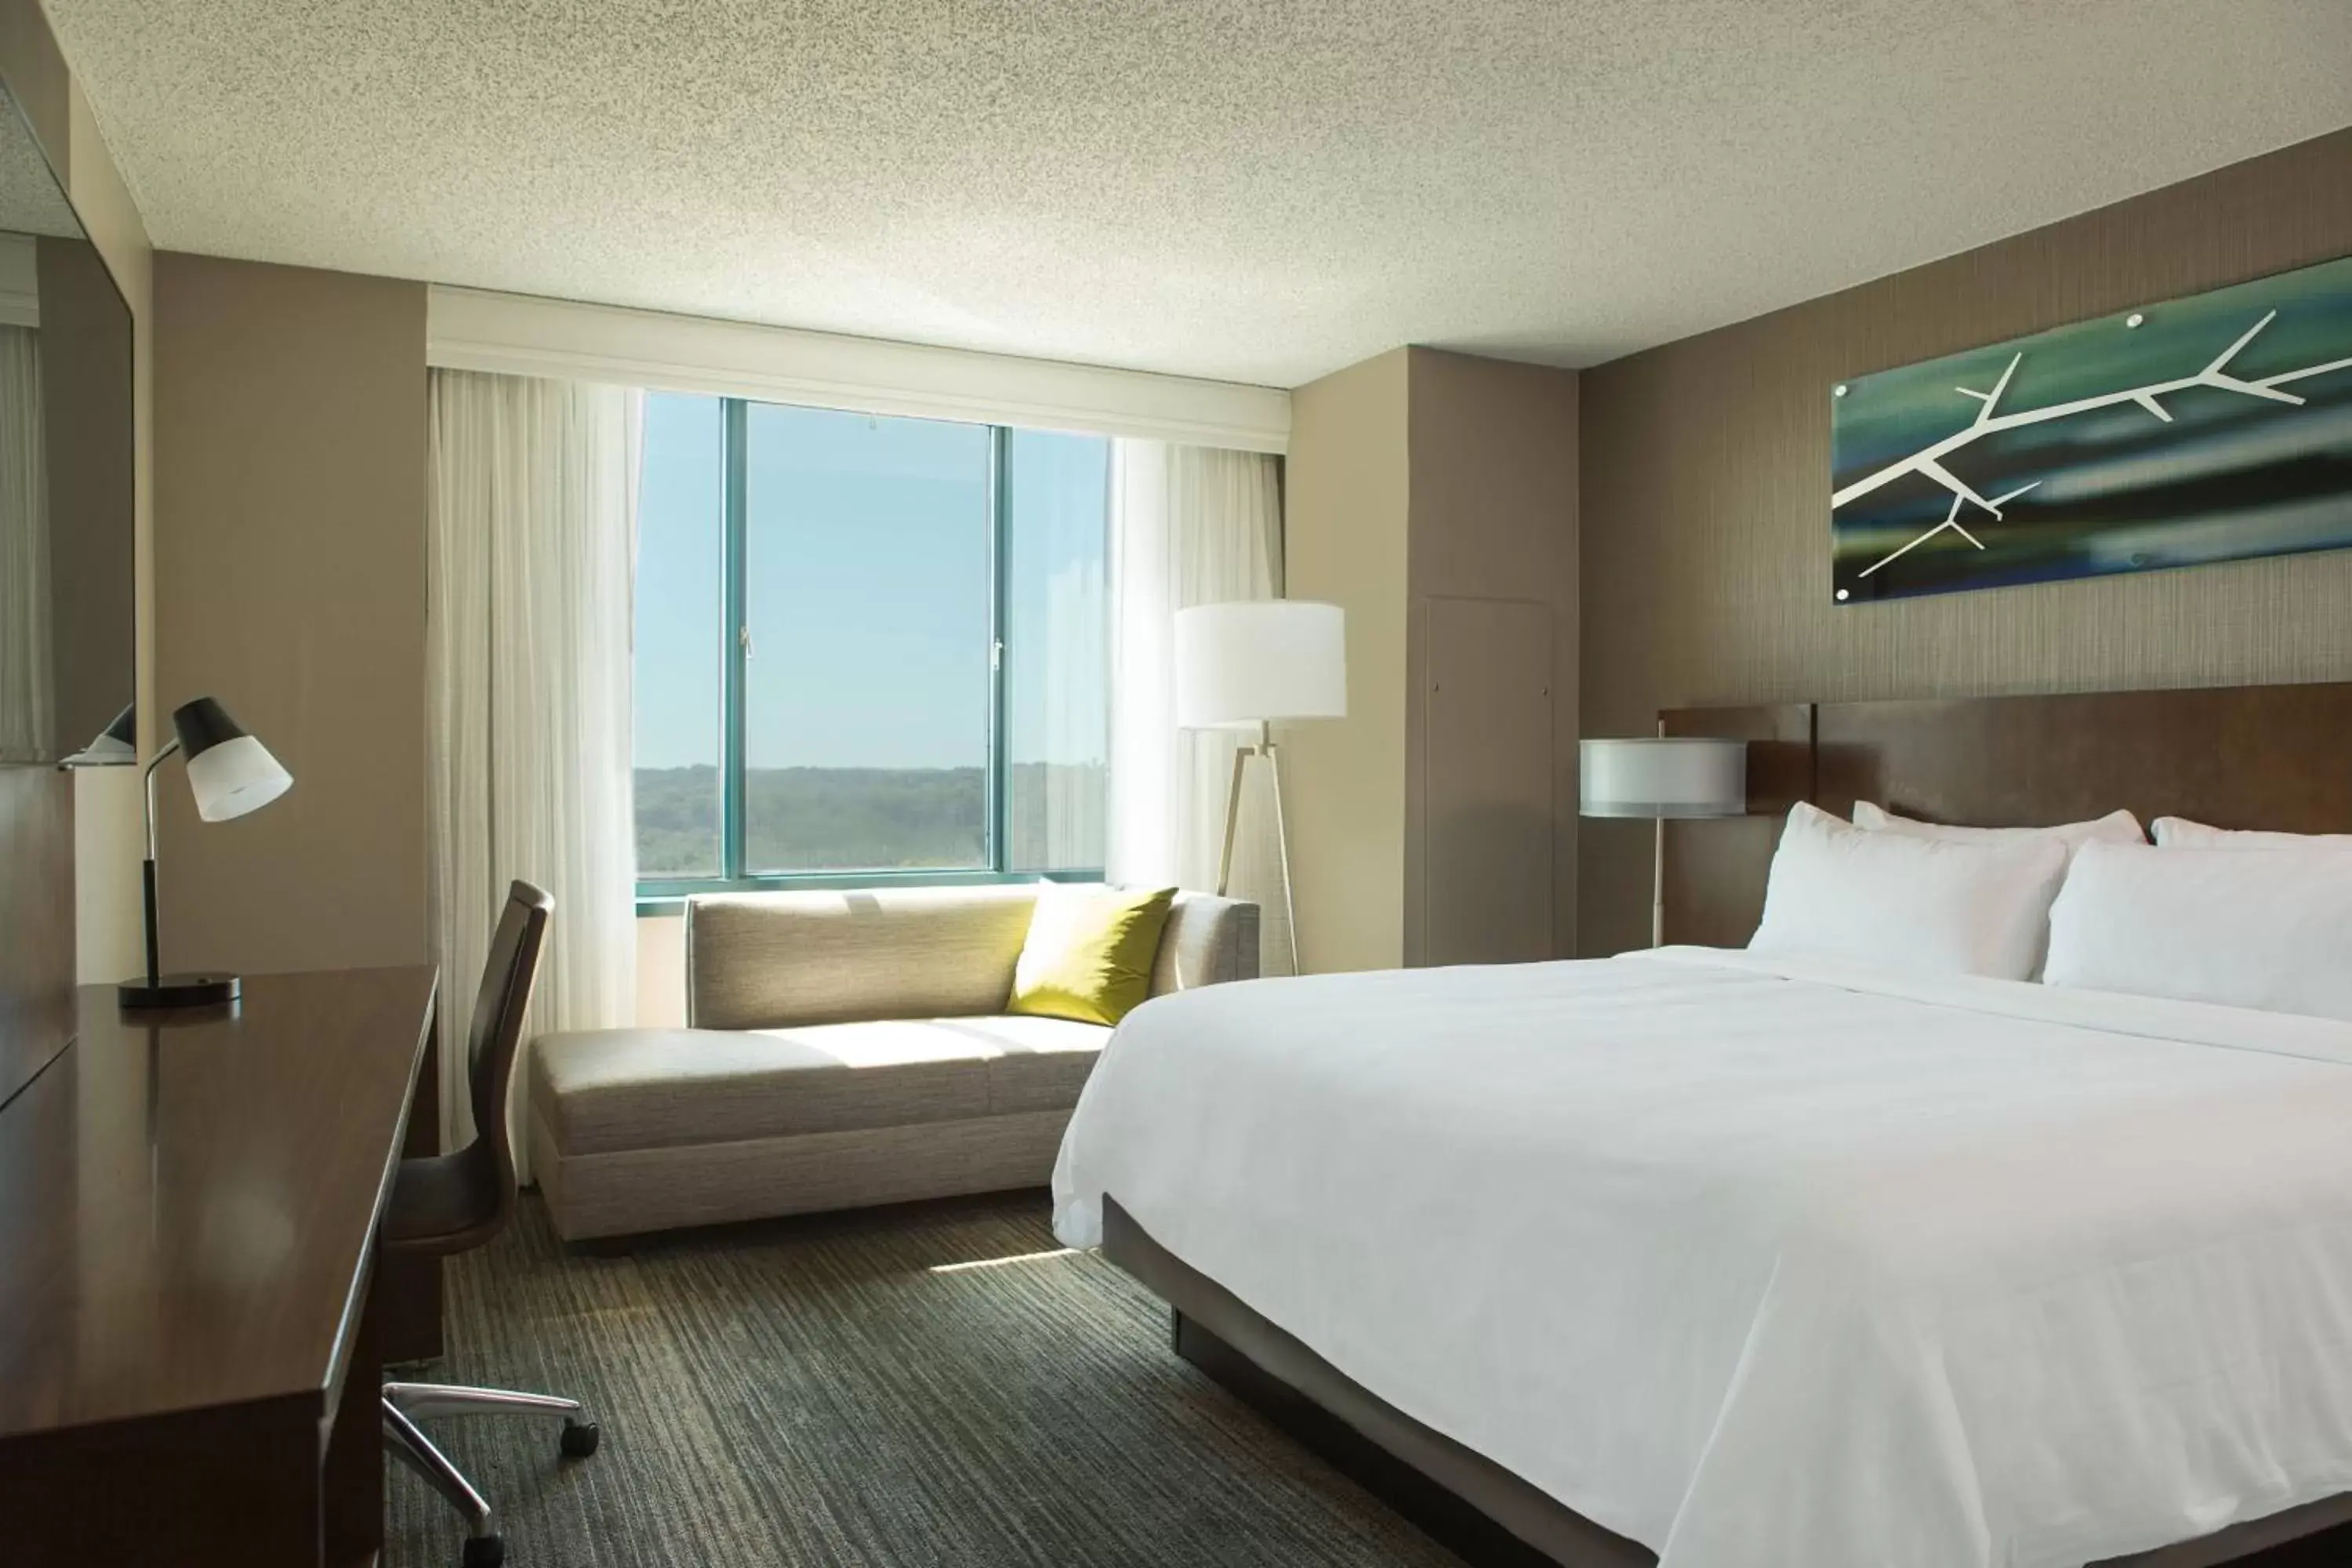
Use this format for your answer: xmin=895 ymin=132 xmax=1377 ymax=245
xmin=0 ymin=88 xmax=82 ymax=240
xmin=41 ymin=0 xmax=2352 ymax=387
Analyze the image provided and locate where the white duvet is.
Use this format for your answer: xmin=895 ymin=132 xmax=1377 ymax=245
xmin=1051 ymin=949 xmax=2352 ymax=1568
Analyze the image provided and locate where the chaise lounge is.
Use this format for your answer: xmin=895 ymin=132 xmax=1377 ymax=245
xmin=527 ymin=884 xmax=1258 ymax=1241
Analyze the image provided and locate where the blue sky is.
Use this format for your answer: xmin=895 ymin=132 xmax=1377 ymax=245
xmin=633 ymin=394 xmax=1107 ymax=771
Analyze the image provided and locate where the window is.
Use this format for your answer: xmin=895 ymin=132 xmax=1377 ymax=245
xmin=633 ymin=394 xmax=1110 ymax=895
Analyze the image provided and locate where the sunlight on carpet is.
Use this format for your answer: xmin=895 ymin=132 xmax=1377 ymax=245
xmin=383 ymin=1192 xmax=1461 ymax=1568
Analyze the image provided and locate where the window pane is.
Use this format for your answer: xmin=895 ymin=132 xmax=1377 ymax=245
xmin=1004 ymin=430 xmax=1109 ymax=872
xmin=632 ymin=393 xmax=725 ymax=878
xmin=742 ymin=405 xmax=991 ymax=871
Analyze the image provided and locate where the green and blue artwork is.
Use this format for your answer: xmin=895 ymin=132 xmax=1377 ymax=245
xmin=1830 ymin=252 xmax=2352 ymax=603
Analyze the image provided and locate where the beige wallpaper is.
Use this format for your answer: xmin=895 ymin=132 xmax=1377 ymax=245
xmin=154 ymin=253 xmax=429 ymax=974
xmin=1581 ymin=126 xmax=2352 ymax=956
xmin=63 ymin=78 xmax=155 ymax=982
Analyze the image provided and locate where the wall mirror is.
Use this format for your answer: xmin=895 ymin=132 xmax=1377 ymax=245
xmin=0 ymin=81 xmax=134 ymax=765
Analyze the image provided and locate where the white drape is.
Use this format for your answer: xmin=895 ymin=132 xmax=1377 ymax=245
xmin=0 ymin=326 xmax=46 ymax=757
xmin=427 ymin=368 xmax=640 ymax=1171
xmin=1105 ymin=441 xmax=1291 ymax=974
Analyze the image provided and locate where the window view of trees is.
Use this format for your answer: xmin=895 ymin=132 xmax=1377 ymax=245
xmin=633 ymin=761 xmax=1105 ymax=876
xmin=632 ymin=394 xmax=1109 ymax=886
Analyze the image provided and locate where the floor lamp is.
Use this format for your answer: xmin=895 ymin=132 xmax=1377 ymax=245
xmin=1578 ymin=735 xmax=1747 ymax=947
xmin=1174 ymin=601 xmax=1347 ymax=974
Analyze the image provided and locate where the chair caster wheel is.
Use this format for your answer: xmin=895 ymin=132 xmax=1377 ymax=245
xmin=560 ymin=1417 xmax=601 ymax=1458
xmin=462 ymin=1534 xmax=506 ymax=1568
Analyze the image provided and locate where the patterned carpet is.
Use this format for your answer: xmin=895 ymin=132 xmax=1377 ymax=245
xmin=383 ymin=1192 xmax=1465 ymax=1568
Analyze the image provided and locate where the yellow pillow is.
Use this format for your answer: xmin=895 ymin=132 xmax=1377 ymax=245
xmin=1007 ymin=884 xmax=1178 ymax=1027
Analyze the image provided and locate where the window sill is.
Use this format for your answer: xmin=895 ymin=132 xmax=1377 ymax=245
xmin=635 ymin=866 xmax=1104 ymax=918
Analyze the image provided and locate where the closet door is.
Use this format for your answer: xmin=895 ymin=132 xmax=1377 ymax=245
xmin=1421 ymin=594 xmax=1553 ymax=967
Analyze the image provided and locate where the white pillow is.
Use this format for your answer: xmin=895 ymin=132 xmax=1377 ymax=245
xmin=1853 ymin=800 xmax=2144 ymax=857
xmin=2152 ymin=816 xmax=2352 ymax=851
xmin=1751 ymin=803 xmax=2070 ymax=981
xmin=2044 ymin=840 xmax=2352 ymax=1021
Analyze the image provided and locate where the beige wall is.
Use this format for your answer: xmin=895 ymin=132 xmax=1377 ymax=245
xmin=64 ymin=84 xmax=151 ymax=768
xmin=1405 ymin=348 xmax=1579 ymax=964
xmin=153 ymin=253 xmax=429 ymax=974
xmin=1579 ymin=126 xmax=2352 ymax=956
xmin=1284 ymin=348 xmax=1410 ymax=972
xmin=43 ymin=223 xmax=142 ymax=983
xmin=1284 ymin=346 xmax=1582 ymax=972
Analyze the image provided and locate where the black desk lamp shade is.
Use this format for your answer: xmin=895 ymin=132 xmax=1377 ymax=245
xmin=120 ymin=697 xmax=293 ymax=1010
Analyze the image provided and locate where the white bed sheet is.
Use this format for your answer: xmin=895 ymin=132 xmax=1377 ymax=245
xmin=1051 ymin=949 xmax=2352 ymax=1568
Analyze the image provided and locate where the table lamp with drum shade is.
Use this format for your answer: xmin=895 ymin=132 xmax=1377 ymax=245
xmin=116 ymin=696 xmax=294 ymax=1008
xmin=1174 ymin=600 xmax=1347 ymax=974
xmin=1579 ymin=735 xmax=1747 ymax=948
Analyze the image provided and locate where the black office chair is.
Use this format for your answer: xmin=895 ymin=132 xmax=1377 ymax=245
xmin=382 ymin=880 xmax=599 ymax=1568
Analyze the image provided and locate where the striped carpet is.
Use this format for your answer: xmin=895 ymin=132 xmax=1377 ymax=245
xmin=383 ymin=1192 xmax=1464 ymax=1568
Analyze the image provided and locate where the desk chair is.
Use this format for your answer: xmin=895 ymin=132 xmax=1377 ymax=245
xmin=382 ymin=880 xmax=599 ymax=1568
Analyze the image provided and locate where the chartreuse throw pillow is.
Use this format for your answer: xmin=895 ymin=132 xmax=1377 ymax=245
xmin=1007 ymin=884 xmax=1178 ymax=1027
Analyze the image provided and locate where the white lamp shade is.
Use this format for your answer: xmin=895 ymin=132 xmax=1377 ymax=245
xmin=60 ymin=703 xmax=136 ymax=767
xmin=1579 ymin=737 xmax=1747 ymax=819
xmin=1175 ymin=601 xmax=1347 ymax=728
xmin=71 ymin=731 xmax=136 ymax=766
xmin=184 ymin=733 xmax=293 ymax=822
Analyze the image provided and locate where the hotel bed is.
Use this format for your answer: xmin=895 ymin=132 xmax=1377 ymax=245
xmin=1052 ymin=681 xmax=2352 ymax=1568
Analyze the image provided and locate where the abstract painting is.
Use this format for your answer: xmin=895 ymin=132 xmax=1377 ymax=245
xmin=1830 ymin=252 xmax=2352 ymax=603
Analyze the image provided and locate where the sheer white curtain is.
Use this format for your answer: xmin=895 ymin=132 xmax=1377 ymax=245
xmin=427 ymin=368 xmax=639 ymax=1171
xmin=1017 ymin=539 xmax=1109 ymax=871
xmin=1106 ymin=441 xmax=1290 ymax=973
xmin=0 ymin=326 xmax=46 ymax=757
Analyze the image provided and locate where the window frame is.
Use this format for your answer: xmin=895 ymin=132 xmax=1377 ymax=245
xmin=635 ymin=398 xmax=1109 ymax=912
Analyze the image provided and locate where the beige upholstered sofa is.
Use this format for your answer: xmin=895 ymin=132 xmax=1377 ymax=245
xmin=527 ymin=884 xmax=1258 ymax=1241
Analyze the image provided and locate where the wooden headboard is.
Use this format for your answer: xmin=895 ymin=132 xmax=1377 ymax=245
xmin=1658 ymin=681 xmax=2352 ymax=949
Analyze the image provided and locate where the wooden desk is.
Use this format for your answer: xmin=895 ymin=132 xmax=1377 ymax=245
xmin=0 ymin=967 xmax=439 ymax=1566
